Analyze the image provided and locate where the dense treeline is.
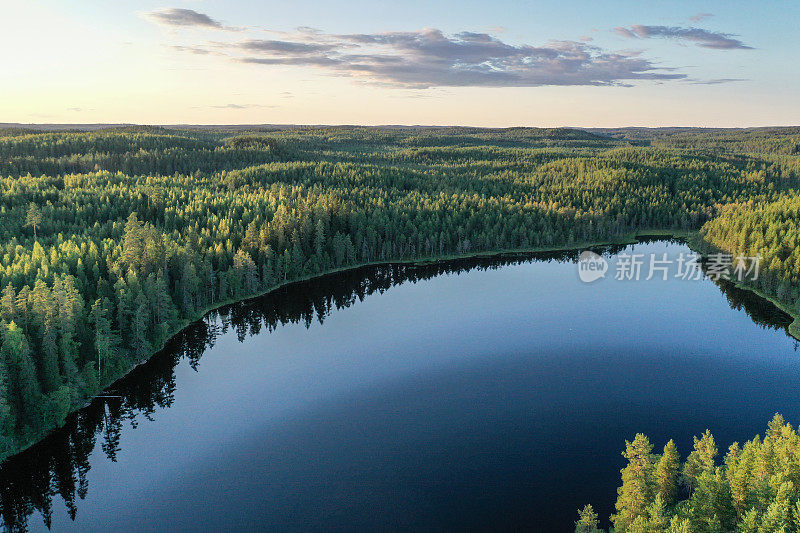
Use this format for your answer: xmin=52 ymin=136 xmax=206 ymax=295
xmin=652 ymin=128 xmax=800 ymax=156
xmin=698 ymin=194 xmax=800 ymax=335
xmin=0 ymin=125 xmax=797 ymax=463
xmin=577 ymin=415 xmax=800 ymax=533
xmin=592 ymin=127 xmax=800 ymax=156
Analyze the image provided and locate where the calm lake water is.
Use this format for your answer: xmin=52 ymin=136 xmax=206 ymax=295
xmin=1 ymin=240 xmax=798 ymax=532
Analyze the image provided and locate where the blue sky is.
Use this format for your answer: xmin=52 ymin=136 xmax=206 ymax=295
xmin=2 ymin=0 xmax=797 ymax=126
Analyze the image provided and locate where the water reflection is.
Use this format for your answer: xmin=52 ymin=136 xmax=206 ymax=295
xmin=0 ymin=244 xmax=793 ymax=532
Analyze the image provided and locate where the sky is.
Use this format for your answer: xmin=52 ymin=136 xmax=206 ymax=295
xmin=1 ymin=0 xmax=797 ymax=127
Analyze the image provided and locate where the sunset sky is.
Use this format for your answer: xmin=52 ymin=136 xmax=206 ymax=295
xmin=3 ymin=0 xmax=797 ymax=127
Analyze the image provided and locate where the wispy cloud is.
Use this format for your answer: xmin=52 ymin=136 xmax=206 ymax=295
xmin=172 ymin=27 xmax=687 ymax=88
xmin=238 ymin=39 xmax=336 ymax=55
xmin=687 ymin=77 xmax=747 ymax=85
xmin=145 ymin=8 xmax=237 ymax=31
xmin=170 ymin=45 xmax=214 ymax=55
xmin=689 ymin=13 xmax=714 ymax=23
xmin=206 ymin=103 xmax=276 ymax=109
xmin=486 ymin=26 xmax=507 ymax=34
xmin=614 ymin=25 xmax=752 ymax=50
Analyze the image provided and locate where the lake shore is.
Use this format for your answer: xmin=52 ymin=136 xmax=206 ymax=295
xmin=6 ymin=227 xmax=798 ymax=464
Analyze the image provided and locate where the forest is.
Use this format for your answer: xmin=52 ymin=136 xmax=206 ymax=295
xmin=0 ymin=125 xmax=799 ymax=530
xmin=576 ymin=414 xmax=800 ymax=533
xmin=697 ymin=195 xmax=800 ymax=338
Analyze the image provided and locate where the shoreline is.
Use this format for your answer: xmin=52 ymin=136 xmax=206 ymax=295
xmin=686 ymin=234 xmax=800 ymax=342
xmin=728 ymin=281 xmax=800 ymax=341
xmin=5 ymin=227 xmax=798 ymax=464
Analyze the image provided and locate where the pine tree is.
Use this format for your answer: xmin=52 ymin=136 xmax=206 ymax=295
xmin=655 ymin=439 xmax=681 ymax=506
xmin=90 ymin=298 xmax=121 ymax=382
xmin=0 ymin=283 xmax=16 ymax=322
xmin=14 ymin=286 xmax=30 ymax=332
xmin=1 ymin=321 xmax=41 ymax=427
xmin=25 ymin=203 xmax=42 ymax=240
xmin=55 ymin=275 xmax=83 ymax=388
xmin=725 ymin=441 xmax=753 ymax=520
xmin=737 ymin=508 xmax=760 ymax=533
xmin=314 ymin=218 xmax=326 ymax=258
xmin=122 ymin=213 xmax=144 ymax=272
xmin=574 ymin=504 xmax=603 ymax=533
xmin=612 ymin=433 xmax=655 ymax=531
xmin=0 ymin=355 xmax=17 ymax=455
xmin=688 ymin=467 xmax=734 ymax=531
xmin=646 ymin=494 xmax=670 ymax=531
xmin=666 ymin=516 xmax=691 ymax=533
xmin=684 ymin=430 xmax=718 ymax=492
xmin=149 ymin=272 xmax=179 ymax=339
xmin=180 ymin=262 xmax=200 ymax=313
xmin=132 ymin=292 xmax=151 ymax=361
xmin=757 ymin=481 xmax=794 ymax=532
xmin=31 ymin=278 xmax=61 ymax=393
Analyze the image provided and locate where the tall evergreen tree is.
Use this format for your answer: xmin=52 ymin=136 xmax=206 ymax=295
xmin=0 ymin=321 xmax=41 ymax=428
xmin=684 ymin=430 xmax=718 ymax=492
xmin=612 ymin=433 xmax=655 ymax=532
xmin=24 ymin=203 xmax=42 ymax=240
xmin=574 ymin=505 xmax=603 ymax=533
xmin=655 ymin=439 xmax=681 ymax=506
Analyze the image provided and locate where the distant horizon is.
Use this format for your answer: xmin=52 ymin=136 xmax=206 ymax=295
xmin=2 ymin=122 xmax=799 ymax=131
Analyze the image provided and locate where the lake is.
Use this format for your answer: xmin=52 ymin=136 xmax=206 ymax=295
xmin=1 ymin=240 xmax=798 ymax=532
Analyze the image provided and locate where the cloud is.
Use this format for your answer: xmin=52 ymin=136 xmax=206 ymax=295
xmin=182 ymin=27 xmax=687 ymax=88
xmin=688 ymin=77 xmax=747 ymax=85
xmin=689 ymin=13 xmax=714 ymax=22
xmin=486 ymin=26 xmax=507 ymax=34
xmin=237 ymin=39 xmax=335 ymax=54
xmin=613 ymin=27 xmax=637 ymax=39
xmin=614 ymin=25 xmax=752 ymax=50
xmin=145 ymin=8 xmax=233 ymax=30
xmin=170 ymin=45 xmax=213 ymax=55
xmin=207 ymin=103 xmax=276 ymax=109
xmin=239 ymin=56 xmax=341 ymax=67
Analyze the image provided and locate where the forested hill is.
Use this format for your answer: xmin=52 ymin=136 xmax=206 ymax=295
xmin=0 ymin=126 xmax=798 ymax=462
xmin=589 ymin=127 xmax=800 ymax=154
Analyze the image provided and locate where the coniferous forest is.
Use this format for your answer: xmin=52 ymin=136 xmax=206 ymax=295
xmin=576 ymin=414 xmax=800 ymax=533
xmin=1 ymin=126 xmax=800 ymax=532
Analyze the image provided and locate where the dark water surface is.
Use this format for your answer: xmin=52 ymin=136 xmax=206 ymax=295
xmin=2 ymin=241 xmax=798 ymax=532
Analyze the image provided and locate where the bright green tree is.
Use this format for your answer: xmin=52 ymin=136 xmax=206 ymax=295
xmin=574 ymin=504 xmax=603 ymax=533
xmin=655 ymin=439 xmax=681 ymax=506
xmin=24 ymin=203 xmax=42 ymax=240
xmin=612 ymin=433 xmax=656 ymax=531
